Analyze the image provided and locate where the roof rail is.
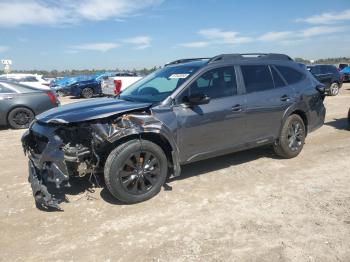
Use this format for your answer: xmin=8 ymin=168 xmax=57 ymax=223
xmin=165 ymin=58 xmax=210 ymax=66
xmin=208 ymin=53 xmax=293 ymax=63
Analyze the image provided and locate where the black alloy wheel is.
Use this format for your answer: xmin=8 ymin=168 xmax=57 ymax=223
xmin=104 ymin=139 xmax=168 ymax=204
xmin=81 ymin=88 xmax=94 ymax=98
xmin=8 ymin=107 xmax=35 ymax=129
xmin=119 ymin=151 xmax=161 ymax=195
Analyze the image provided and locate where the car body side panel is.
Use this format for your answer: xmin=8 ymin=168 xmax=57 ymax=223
xmin=172 ymin=96 xmax=246 ymax=163
xmin=295 ymin=78 xmax=326 ymax=132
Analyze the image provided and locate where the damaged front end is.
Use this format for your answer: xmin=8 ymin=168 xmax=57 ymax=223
xmin=22 ymin=120 xmax=98 ymax=210
xmin=21 ymin=114 xmax=148 ymax=210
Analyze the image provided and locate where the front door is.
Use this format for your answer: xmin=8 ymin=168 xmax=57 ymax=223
xmin=173 ymin=66 xmax=246 ymax=163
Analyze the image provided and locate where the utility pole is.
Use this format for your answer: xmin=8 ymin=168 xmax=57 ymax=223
xmin=1 ymin=59 xmax=12 ymax=75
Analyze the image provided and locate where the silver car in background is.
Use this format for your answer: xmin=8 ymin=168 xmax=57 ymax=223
xmin=0 ymin=81 xmax=59 ymax=129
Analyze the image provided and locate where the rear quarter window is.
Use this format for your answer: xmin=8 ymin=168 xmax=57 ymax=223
xmin=271 ymin=67 xmax=286 ymax=88
xmin=276 ymin=66 xmax=304 ymax=85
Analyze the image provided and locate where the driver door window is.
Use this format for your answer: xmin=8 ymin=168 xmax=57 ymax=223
xmin=186 ymin=66 xmax=237 ymax=99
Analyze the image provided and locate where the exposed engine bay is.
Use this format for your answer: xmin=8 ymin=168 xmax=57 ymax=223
xmin=22 ymin=111 xmax=178 ymax=210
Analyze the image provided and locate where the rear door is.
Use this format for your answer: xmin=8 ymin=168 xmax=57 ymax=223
xmin=240 ymin=64 xmax=295 ymax=143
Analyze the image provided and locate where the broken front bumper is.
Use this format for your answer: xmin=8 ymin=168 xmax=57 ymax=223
xmin=22 ymin=123 xmax=71 ymax=210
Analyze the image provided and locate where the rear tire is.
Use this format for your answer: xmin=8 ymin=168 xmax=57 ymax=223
xmin=273 ymin=114 xmax=306 ymax=159
xmin=104 ymin=139 xmax=168 ymax=204
xmin=7 ymin=107 xmax=34 ymax=129
xmin=329 ymin=82 xmax=339 ymax=96
xmin=81 ymin=88 xmax=94 ymax=99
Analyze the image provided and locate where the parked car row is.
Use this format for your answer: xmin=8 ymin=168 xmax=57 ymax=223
xmin=52 ymin=72 xmax=142 ymax=98
xmin=0 ymin=74 xmax=51 ymax=90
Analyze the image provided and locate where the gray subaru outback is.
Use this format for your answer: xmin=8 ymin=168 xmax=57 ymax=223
xmin=22 ymin=53 xmax=326 ymax=209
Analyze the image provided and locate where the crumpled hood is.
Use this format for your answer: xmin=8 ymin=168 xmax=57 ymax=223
xmin=36 ymin=98 xmax=152 ymax=123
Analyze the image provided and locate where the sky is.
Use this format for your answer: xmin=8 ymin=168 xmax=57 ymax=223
xmin=0 ymin=0 xmax=349 ymax=70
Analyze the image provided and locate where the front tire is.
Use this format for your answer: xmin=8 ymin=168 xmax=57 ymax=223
xmin=104 ymin=140 xmax=168 ymax=204
xmin=329 ymin=82 xmax=339 ymax=96
xmin=273 ymin=114 xmax=306 ymax=159
xmin=7 ymin=107 xmax=34 ymax=129
xmin=81 ymin=87 xmax=94 ymax=99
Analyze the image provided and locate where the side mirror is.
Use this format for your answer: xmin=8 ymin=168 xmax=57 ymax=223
xmin=183 ymin=93 xmax=210 ymax=106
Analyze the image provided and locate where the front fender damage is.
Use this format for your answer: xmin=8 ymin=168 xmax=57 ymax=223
xmin=22 ymin=112 xmax=180 ymax=210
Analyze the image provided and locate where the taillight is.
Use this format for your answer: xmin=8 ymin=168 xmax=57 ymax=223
xmin=114 ymin=80 xmax=122 ymax=94
xmin=46 ymin=91 xmax=57 ymax=105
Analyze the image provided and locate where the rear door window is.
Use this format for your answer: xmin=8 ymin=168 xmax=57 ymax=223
xmin=241 ymin=65 xmax=274 ymax=93
xmin=276 ymin=66 xmax=304 ymax=85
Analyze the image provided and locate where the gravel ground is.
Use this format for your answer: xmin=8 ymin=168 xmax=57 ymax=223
xmin=0 ymin=84 xmax=350 ymax=262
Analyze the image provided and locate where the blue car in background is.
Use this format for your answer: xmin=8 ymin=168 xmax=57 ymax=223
xmin=51 ymin=75 xmax=94 ymax=96
xmin=52 ymin=73 xmax=114 ymax=98
xmin=341 ymin=66 xmax=350 ymax=82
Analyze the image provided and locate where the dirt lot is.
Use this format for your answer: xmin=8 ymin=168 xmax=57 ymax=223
xmin=1 ymin=85 xmax=350 ymax=262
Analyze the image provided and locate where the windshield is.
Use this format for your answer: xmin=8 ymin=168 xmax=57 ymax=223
xmin=119 ymin=65 xmax=200 ymax=102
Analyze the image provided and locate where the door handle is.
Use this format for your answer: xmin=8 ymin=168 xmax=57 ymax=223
xmin=232 ymin=104 xmax=243 ymax=112
xmin=280 ymin=95 xmax=290 ymax=102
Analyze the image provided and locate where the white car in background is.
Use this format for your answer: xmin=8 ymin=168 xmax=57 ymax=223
xmin=101 ymin=72 xmax=142 ymax=96
xmin=0 ymin=74 xmax=51 ymax=90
